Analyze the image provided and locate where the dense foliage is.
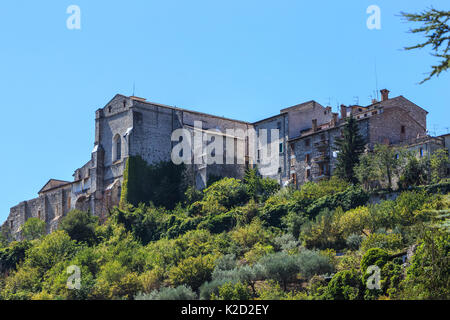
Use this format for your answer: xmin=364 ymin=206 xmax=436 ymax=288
xmin=1 ymin=166 xmax=449 ymax=300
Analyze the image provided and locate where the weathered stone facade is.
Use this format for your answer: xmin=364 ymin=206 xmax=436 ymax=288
xmin=3 ymin=89 xmax=440 ymax=239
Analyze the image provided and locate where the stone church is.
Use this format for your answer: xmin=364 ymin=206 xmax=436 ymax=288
xmin=4 ymin=89 xmax=440 ymax=239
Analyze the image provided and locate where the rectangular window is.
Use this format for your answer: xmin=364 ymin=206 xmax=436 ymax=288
xmin=420 ymin=148 xmax=424 ymax=158
xmin=279 ymin=143 xmax=283 ymax=153
xmin=257 ymin=150 xmax=261 ymax=162
xmin=291 ymin=173 xmax=297 ymax=185
xmin=306 ymin=169 xmax=311 ymax=179
xmin=401 ymin=125 xmax=405 ymax=134
xmin=305 ymin=154 xmax=310 ymax=163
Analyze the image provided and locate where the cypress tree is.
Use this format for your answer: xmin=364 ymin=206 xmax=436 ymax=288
xmin=333 ymin=116 xmax=366 ymax=183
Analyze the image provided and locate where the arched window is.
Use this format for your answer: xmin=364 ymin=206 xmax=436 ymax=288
xmin=113 ymin=134 xmax=122 ymax=162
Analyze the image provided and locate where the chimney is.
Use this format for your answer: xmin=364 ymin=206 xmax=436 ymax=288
xmin=380 ymin=89 xmax=390 ymax=102
xmin=332 ymin=113 xmax=338 ymax=126
xmin=340 ymin=105 xmax=347 ymax=119
xmin=312 ymin=119 xmax=317 ymax=132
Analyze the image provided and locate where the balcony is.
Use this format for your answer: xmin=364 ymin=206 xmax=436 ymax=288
xmin=313 ymin=139 xmax=329 ymax=149
xmin=312 ymin=153 xmax=330 ymax=163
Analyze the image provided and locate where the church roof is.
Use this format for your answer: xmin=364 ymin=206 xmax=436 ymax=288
xmin=38 ymin=179 xmax=71 ymax=195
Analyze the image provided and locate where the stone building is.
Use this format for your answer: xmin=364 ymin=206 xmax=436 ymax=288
xmin=2 ymin=89 xmax=441 ymax=239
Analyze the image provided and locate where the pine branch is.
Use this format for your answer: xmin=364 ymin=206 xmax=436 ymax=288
xmin=401 ymin=7 xmax=450 ymax=83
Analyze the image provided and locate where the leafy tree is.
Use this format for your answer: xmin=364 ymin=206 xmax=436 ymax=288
xmin=273 ymin=234 xmax=300 ymax=253
xmin=354 ymin=153 xmax=378 ymax=191
xmin=0 ymin=241 xmax=32 ymax=274
xmin=59 ymin=210 xmax=99 ymax=245
xmin=373 ymin=144 xmax=404 ymax=190
xmin=243 ymin=168 xmax=279 ymax=202
xmin=256 ymin=279 xmax=306 ymax=300
xmin=24 ymin=231 xmax=78 ymax=274
xmin=296 ymin=176 xmax=350 ymax=202
xmin=21 ymin=218 xmax=46 ymax=241
xmin=230 ymin=218 xmax=271 ymax=250
xmin=296 ymin=250 xmax=335 ymax=280
xmin=430 ymin=149 xmax=449 ymax=183
xmin=300 ymin=208 xmax=345 ymax=250
xmin=338 ymin=206 xmax=372 ymax=238
xmin=168 ymin=254 xmax=216 ymax=291
xmin=184 ymin=186 xmax=203 ymax=206
xmin=360 ymin=248 xmax=390 ymax=274
xmin=326 ymin=269 xmax=363 ymax=300
xmin=261 ymin=196 xmax=290 ymax=229
xmin=199 ymin=279 xmax=228 ymax=300
xmin=212 ymin=281 xmax=251 ymax=300
xmin=399 ymin=152 xmax=429 ymax=188
xmin=360 ymin=233 xmax=404 ymax=253
xmin=333 ymin=116 xmax=366 ymax=183
xmin=0 ymin=225 xmax=11 ymax=247
xmin=93 ymin=260 xmax=142 ymax=300
xmin=135 ymin=285 xmax=197 ymax=300
xmin=359 ymin=248 xmax=390 ymax=299
xmin=281 ymin=210 xmax=308 ymax=239
xmin=258 ymin=252 xmax=300 ymax=290
xmin=401 ymin=229 xmax=450 ymax=299
xmin=346 ymin=234 xmax=363 ymax=251
xmin=201 ymin=178 xmax=249 ymax=214
xmin=401 ymin=8 xmax=450 ymax=83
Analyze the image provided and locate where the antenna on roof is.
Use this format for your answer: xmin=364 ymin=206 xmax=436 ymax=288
xmin=132 ymin=82 xmax=136 ymax=96
xmin=374 ymin=59 xmax=379 ymax=101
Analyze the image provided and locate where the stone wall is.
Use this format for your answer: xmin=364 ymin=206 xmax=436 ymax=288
xmin=3 ymin=91 xmax=438 ymax=240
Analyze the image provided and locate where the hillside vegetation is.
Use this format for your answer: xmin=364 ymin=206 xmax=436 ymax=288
xmin=1 ymin=170 xmax=449 ymax=300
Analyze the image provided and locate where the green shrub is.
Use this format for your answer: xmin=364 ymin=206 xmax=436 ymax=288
xmin=0 ymin=241 xmax=32 ymax=274
xmin=212 ymin=281 xmax=251 ymax=300
xmin=59 ymin=210 xmax=98 ymax=245
xmin=346 ymin=234 xmax=363 ymax=251
xmin=21 ymin=218 xmax=46 ymax=241
xmin=168 ymin=254 xmax=216 ymax=291
xmin=199 ymin=279 xmax=228 ymax=300
xmin=261 ymin=196 xmax=289 ymax=229
xmin=306 ymin=185 xmax=369 ymax=218
xmin=202 ymin=178 xmax=249 ymax=213
xmin=360 ymin=248 xmax=390 ymax=274
xmin=360 ymin=233 xmax=404 ymax=253
xmin=197 ymin=212 xmax=236 ymax=234
xmin=136 ymin=285 xmax=197 ymax=300
xmin=326 ymin=269 xmax=363 ymax=300
xmin=296 ymin=250 xmax=335 ymax=279
xmin=258 ymin=252 xmax=300 ymax=290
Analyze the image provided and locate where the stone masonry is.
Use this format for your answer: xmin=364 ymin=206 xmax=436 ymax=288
xmin=2 ymin=89 xmax=443 ymax=239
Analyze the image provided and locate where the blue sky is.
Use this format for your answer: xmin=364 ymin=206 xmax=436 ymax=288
xmin=0 ymin=0 xmax=449 ymax=222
